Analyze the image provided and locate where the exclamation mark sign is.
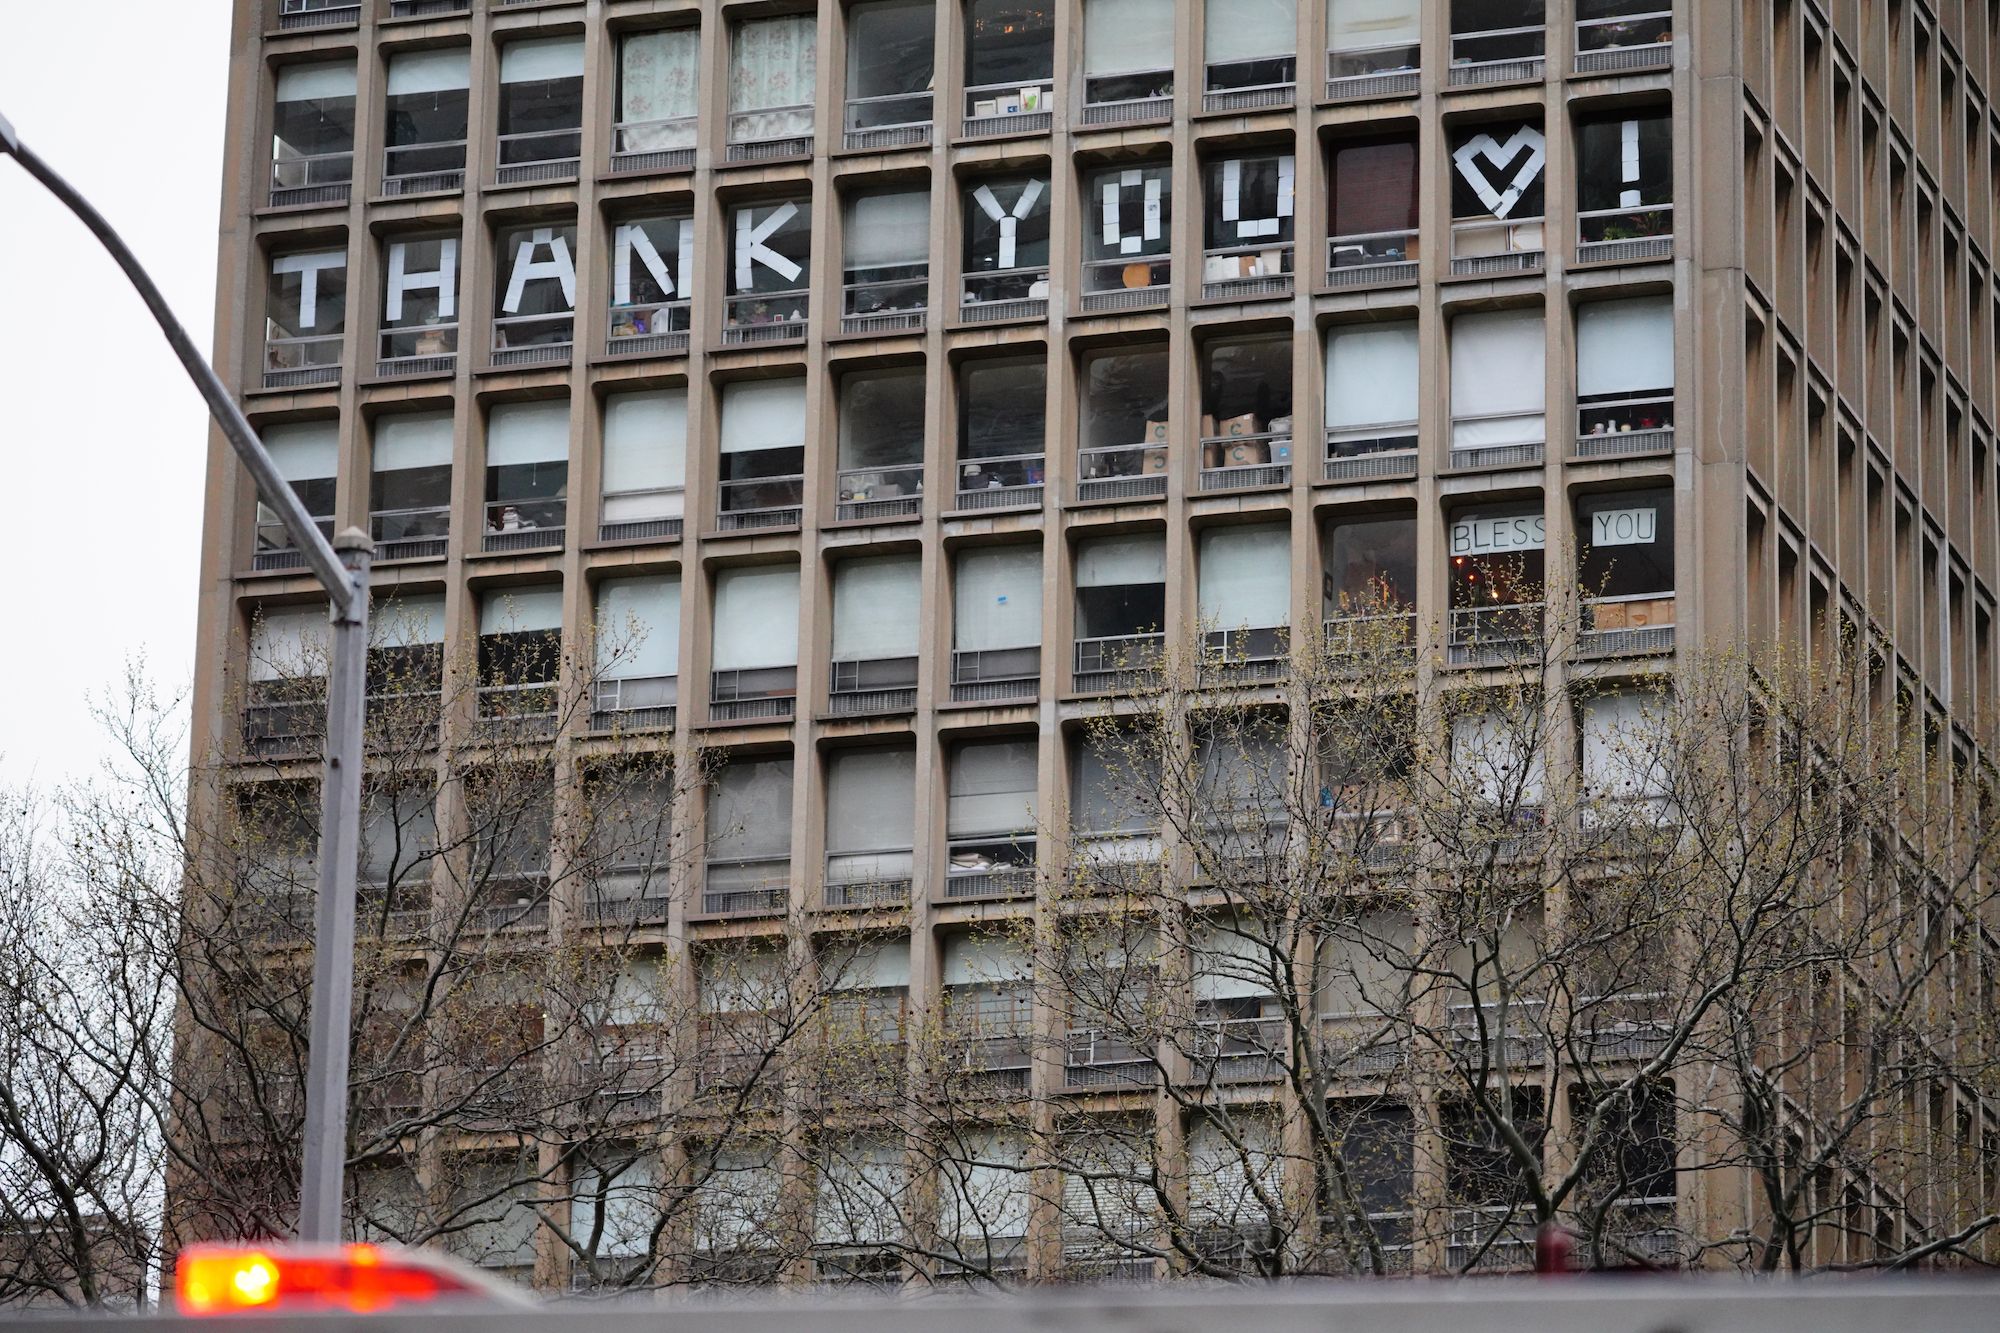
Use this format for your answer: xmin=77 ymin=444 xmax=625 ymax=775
xmin=1619 ymin=119 xmax=1641 ymax=207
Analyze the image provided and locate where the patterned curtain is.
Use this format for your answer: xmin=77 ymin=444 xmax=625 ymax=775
xmin=729 ymin=15 xmax=817 ymax=140
xmin=620 ymin=28 xmax=700 ymax=149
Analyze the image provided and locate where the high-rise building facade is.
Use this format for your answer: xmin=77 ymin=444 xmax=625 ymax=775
xmin=185 ymin=0 xmax=2000 ymax=1287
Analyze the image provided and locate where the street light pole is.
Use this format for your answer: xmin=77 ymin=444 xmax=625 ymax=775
xmin=1 ymin=110 xmax=369 ymax=1243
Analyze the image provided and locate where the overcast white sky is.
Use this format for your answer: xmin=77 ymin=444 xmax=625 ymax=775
xmin=0 ymin=5 xmax=230 ymax=785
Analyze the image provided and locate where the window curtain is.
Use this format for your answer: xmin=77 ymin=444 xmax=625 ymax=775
xmin=720 ymin=379 xmax=807 ymax=453
xmin=1206 ymin=0 xmax=1298 ymax=62
xmin=1579 ymin=691 xmax=1670 ymax=802
xmin=602 ymin=389 xmax=687 ymax=520
xmin=1198 ymin=525 xmax=1290 ymax=628
xmin=1450 ymin=309 xmax=1545 ymax=446
xmin=942 ymin=931 xmax=1033 ymax=985
xmin=373 ymin=411 xmax=451 ymax=472
xmin=1328 ymin=0 xmax=1420 ymax=50
xmin=250 ymin=605 xmax=329 ymax=681
xmin=956 ymin=548 xmax=1042 ymax=650
xmin=833 ymin=555 xmax=922 ymax=660
xmin=479 ymin=587 xmax=563 ymax=635
xmin=385 ymin=49 xmax=466 ymax=96
xmin=487 ymin=401 xmax=570 ymax=465
xmin=1085 ymin=0 xmax=1175 ymax=74
xmin=500 ymin=36 xmax=584 ymax=84
xmin=845 ymin=191 xmax=931 ymax=270
xmin=1192 ymin=918 xmax=1276 ymax=999
xmin=826 ymin=749 xmax=918 ymax=856
xmin=1076 ymin=535 xmax=1166 ymax=587
xmin=596 ymin=575 xmax=680 ymax=679
xmin=1325 ymin=322 xmax=1420 ymax=429
xmin=276 ymin=60 xmax=356 ymax=103
xmin=374 ymin=593 xmax=445 ymax=649
xmin=1577 ymin=296 xmax=1674 ymax=396
xmin=712 ymin=565 xmax=800 ymax=670
xmin=941 ymin=1131 xmax=1032 ymax=1243
xmin=707 ymin=758 xmax=794 ymax=860
xmin=620 ymin=27 xmax=700 ymax=138
xmin=1450 ymin=711 xmax=1546 ymax=806
xmin=949 ymin=740 xmax=1039 ymax=836
xmin=265 ymin=421 xmax=338 ymax=481
xmin=730 ymin=15 xmax=817 ymax=139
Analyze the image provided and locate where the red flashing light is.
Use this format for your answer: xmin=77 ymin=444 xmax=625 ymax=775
xmin=177 ymin=1243 xmax=499 ymax=1316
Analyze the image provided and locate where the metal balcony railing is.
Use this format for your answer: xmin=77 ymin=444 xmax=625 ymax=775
xmin=949 ymin=647 xmax=1040 ymax=703
xmin=1447 ymin=603 xmax=1545 ymax=665
xmin=599 ymin=489 xmax=684 ymax=542
xmin=370 ymin=506 xmax=449 ymax=562
xmin=1325 ymin=43 xmax=1421 ymax=99
xmin=254 ymin=515 xmax=334 ymax=572
xmin=489 ymin=312 xmax=573 ymax=366
xmin=1318 ymin=1012 xmax=1407 ymax=1076
xmin=954 ymin=453 xmax=1044 ymax=510
xmin=1080 ymin=256 xmax=1170 ymax=313
xmin=1576 ymin=393 xmax=1674 ymax=455
xmin=1324 ymin=611 xmax=1417 ymax=658
xmin=828 ymin=656 xmax=919 ymax=715
xmin=481 ymin=497 xmax=563 ymax=552
xmin=1202 ymin=626 xmax=1289 ymax=680
xmin=1574 ymin=10 xmax=1673 ymax=72
xmin=1324 ymin=426 xmax=1420 ymax=481
xmin=468 ymin=873 xmax=552 ymax=934
xmin=1449 ymin=216 xmax=1544 ymax=275
xmin=1580 ymin=593 xmax=1676 ymax=657
xmin=716 ymin=476 xmax=804 ymax=531
xmin=722 ymin=290 xmax=808 ymax=344
xmin=277 ymin=0 xmax=359 ymax=30
xmin=698 ymin=859 xmax=789 ymax=917
xmin=960 ymin=268 xmax=1049 ymax=323
xmin=605 ymin=300 xmax=690 ymax=357
xmin=823 ymin=855 xmax=914 ymax=909
xmin=590 ymin=675 xmax=677 ymax=732
xmin=388 ymin=0 xmax=469 ymax=16
xmin=493 ymin=128 xmax=580 ymax=185
xmin=1080 ymin=89 xmax=1172 ymax=126
xmin=1446 ymin=26 xmax=1546 ymax=84
xmin=1191 ymin=1016 xmax=1287 ymax=1084
xmin=1062 ymin=1028 xmax=1155 ymax=1089
xmin=1074 ymin=632 xmax=1164 ymax=691
xmin=381 ymin=141 xmax=466 ymax=196
xmin=1326 ymin=229 xmax=1418 ymax=287
xmin=709 ymin=667 xmax=797 ymax=722
xmin=474 ymin=681 xmax=557 ymax=734
xmin=1201 ymin=57 xmax=1297 ymax=112
xmin=263 ymin=334 xmax=341 ymax=389
xmin=610 ymin=117 xmax=697 ymax=173
xmin=842 ymin=92 xmax=932 ymax=150
xmin=724 ymin=107 xmax=813 ymax=161
xmin=841 ymin=272 xmax=930 ymax=336
xmin=962 ymin=80 xmax=1053 ymax=138
xmin=835 ymin=464 xmax=922 ymax=521
xmin=1077 ymin=443 xmax=1168 ymax=502
xmin=1448 ymin=413 xmax=1545 ymax=470
xmin=583 ymin=878 xmax=672 ymax=927
xmin=377 ymin=323 xmax=456 ymax=380
xmin=1576 ymin=203 xmax=1674 ymax=263
xmin=269 ymin=151 xmax=351 ymax=208
xmin=1446 ymin=1205 xmax=1537 ymax=1272
xmin=1201 ymin=243 xmax=1294 ymax=299
xmin=1200 ymin=431 xmax=1293 ymax=491
xmin=943 ymin=836 xmax=1036 ymax=900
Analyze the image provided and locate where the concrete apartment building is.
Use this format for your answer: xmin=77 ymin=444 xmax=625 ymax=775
xmin=182 ymin=0 xmax=2000 ymax=1288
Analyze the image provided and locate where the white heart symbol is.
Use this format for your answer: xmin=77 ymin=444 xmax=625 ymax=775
xmin=1452 ymin=125 xmax=1548 ymax=220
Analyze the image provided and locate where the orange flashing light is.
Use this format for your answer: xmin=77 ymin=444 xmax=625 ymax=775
xmin=176 ymin=1242 xmax=491 ymax=1316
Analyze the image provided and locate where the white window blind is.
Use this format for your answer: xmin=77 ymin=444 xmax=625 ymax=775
xmin=1327 ymin=0 xmax=1420 ymax=50
xmin=500 ymin=36 xmax=584 ymax=83
xmin=707 ymin=758 xmax=794 ymax=860
xmin=1062 ymin=1132 xmax=1152 ymax=1236
xmin=386 ymin=49 xmax=468 ymax=96
xmin=941 ymin=1131 xmax=1031 ymax=1243
xmin=814 ymin=1137 xmax=906 ymax=1246
xmin=955 ymin=547 xmax=1042 ymax=651
xmin=571 ymin=1156 xmax=658 ymax=1261
xmin=250 ymin=605 xmax=328 ymax=680
xmin=942 ymin=931 xmax=1033 ymax=985
xmin=845 ymin=192 xmax=930 ymax=270
xmin=1187 ymin=1115 xmax=1280 ymax=1231
xmin=1324 ymin=321 xmax=1419 ymax=428
xmin=826 ymin=937 xmax=913 ymax=991
xmin=486 ymin=401 xmax=570 ymax=466
xmin=698 ymin=948 xmax=784 ymax=1012
xmin=596 ymin=575 xmax=680 ymax=679
xmin=1085 ymin=0 xmax=1175 ymax=74
xmin=374 ymin=593 xmax=446 ymax=648
xmin=276 ymin=60 xmax=356 ymax=102
xmin=1450 ymin=308 xmax=1545 ymax=446
xmin=373 ymin=411 xmax=452 ymax=472
xmin=1206 ymin=0 xmax=1298 ymax=62
xmin=1317 ymin=911 xmax=1414 ymax=1017
xmin=695 ymin=1145 xmax=783 ymax=1250
xmin=1576 ymin=296 xmax=1674 ymax=396
xmin=1192 ymin=918 xmax=1276 ymax=998
xmin=602 ymin=390 xmax=687 ymax=516
xmin=720 ymin=378 xmax=807 ymax=453
xmin=1076 ymin=535 xmax=1166 ymax=587
xmin=1451 ymin=710 xmax=1546 ymax=807
xmin=949 ymin=739 xmax=1038 ymax=836
xmin=712 ymin=565 xmax=799 ymax=670
xmin=1198 ymin=524 xmax=1289 ymax=628
xmin=1579 ymin=691 xmax=1670 ymax=803
xmin=264 ymin=421 xmax=338 ymax=480
xmin=826 ymin=748 xmax=917 ymax=855
xmin=479 ymin=587 xmax=563 ymax=635
xmin=833 ymin=555 xmax=922 ymax=660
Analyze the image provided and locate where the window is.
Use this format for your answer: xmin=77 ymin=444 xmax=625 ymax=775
xmin=594 ymin=575 xmax=680 ymax=720
xmin=1077 ymin=345 xmax=1170 ymax=499
xmin=846 ymin=0 xmax=934 ymax=136
xmin=815 ymin=1133 xmax=910 ymax=1261
xmin=1327 ymin=134 xmax=1418 ymax=276
xmin=704 ymin=756 xmax=794 ymax=912
xmin=1327 ymin=0 xmax=1421 ymax=89
xmin=831 ymin=555 xmax=922 ymax=701
xmin=718 ymin=379 xmax=806 ymax=523
xmin=1186 ymin=1113 xmax=1283 ymax=1254
xmin=837 ymin=368 xmax=926 ymax=517
xmin=1324 ymin=321 xmax=1419 ymax=463
xmin=477 ymin=587 xmax=563 ymax=718
xmin=1193 ymin=720 xmax=1289 ymax=833
xmin=1074 ymin=535 xmax=1167 ymax=681
xmin=953 ymin=546 xmax=1043 ymax=699
xmin=600 ymin=389 xmax=687 ymax=539
xmin=825 ymin=748 xmax=918 ymax=899
xmin=608 ymin=215 xmax=693 ymax=349
xmin=1448 ymin=0 xmax=1547 ymax=72
xmin=378 ymin=233 xmax=459 ymax=372
xmin=964 ymin=0 xmax=1055 ymax=119
xmin=370 ymin=411 xmax=452 ymax=557
xmin=1449 ymin=708 xmax=1547 ymax=808
xmin=484 ymin=401 xmax=568 ymax=545
xmin=711 ymin=565 xmax=800 ymax=717
xmin=947 ymin=740 xmax=1039 ymax=888
xmin=383 ymin=49 xmax=468 ymax=191
xmin=271 ymin=60 xmax=354 ymax=204
xmin=726 ymin=198 xmax=811 ymax=334
xmin=1449 ymin=308 xmax=1545 ymax=459
xmin=1447 ymin=502 xmax=1546 ymax=655
xmin=1576 ymin=295 xmax=1674 ymax=444
xmin=1576 ymin=487 xmax=1676 ymax=644
xmin=939 ymin=1129 xmax=1032 ymax=1264
xmin=615 ymin=27 xmax=700 ymax=160
xmin=957 ymin=356 xmax=1047 ymax=503
xmin=247 ymin=604 xmax=328 ymax=744
xmin=1202 ymin=336 xmax=1294 ymax=478
xmin=1205 ymin=0 xmax=1298 ymax=95
xmin=842 ymin=189 xmax=930 ymax=330
xmin=257 ymin=421 xmax=337 ymax=564
xmin=728 ymin=15 xmax=816 ymax=147
xmin=1578 ymin=691 xmax=1671 ymax=808
xmin=1081 ymin=162 xmax=1172 ymax=304
xmin=496 ymin=37 xmax=584 ymax=175
xmin=1202 ymin=152 xmax=1296 ymax=293
xmin=265 ymin=248 xmax=346 ymax=385
xmin=962 ymin=175 xmax=1052 ymax=308
xmin=1083 ymin=0 xmax=1174 ymax=107
xmin=1324 ymin=512 xmax=1417 ymax=622
xmin=1574 ymin=0 xmax=1674 ymax=66
xmin=1576 ymin=109 xmax=1672 ymax=252
xmin=1199 ymin=525 xmax=1290 ymax=664
xmin=1320 ymin=1102 xmax=1415 ymax=1266
xmin=1449 ymin=120 xmax=1546 ymax=268
xmin=491 ymin=222 xmax=577 ymax=359
xmin=1071 ymin=725 xmax=1161 ymax=858
xmin=370 ymin=593 xmax=446 ymax=704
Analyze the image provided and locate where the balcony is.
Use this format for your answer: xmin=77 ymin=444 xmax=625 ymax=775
xmin=843 ymin=92 xmax=933 ymax=151
xmin=1447 ymin=603 xmax=1545 ymax=666
xmin=1191 ymin=1016 xmax=1286 ymax=1085
xmin=1325 ymin=427 xmax=1420 ymax=482
xmin=1201 ymin=244 xmax=1293 ymax=300
xmin=242 ymin=687 xmax=322 ymax=757
xmin=604 ymin=301 xmax=690 ymax=359
xmin=1074 ymin=632 xmax=1163 ymax=693
xmin=1325 ymin=44 xmax=1420 ymax=100
xmin=1080 ymin=256 xmax=1169 ymax=314
xmin=1201 ymin=57 xmax=1297 ymax=113
xmin=1449 ymin=415 xmax=1544 ymax=471
xmin=474 ymin=681 xmax=557 ymax=737
xmin=610 ymin=118 xmax=697 ymax=174
xmin=1574 ymin=10 xmax=1673 ymax=74
xmin=269 ymin=151 xmax=351 ymax=209
xmin=1446 ymin=1206 xmax=1537 ymax=1272
xmin=381 ymin=142 xmax=465 ymax=197
xmin=1574 ymin=991 xmax=1672 ymax=1062
xmin=697 ymin=858 xmax=790 ymax=917
xmin=1202 ymin=626 xmax=1288 ymax=682
xmin=1447 ymin=998 xmax=1548 ymax=1067
xmin=1077 ymin=444 xmax=1168 ymax=503
xmin=388 ymin=0 xmax=469 ymax=15
xmin=962 ymin=81 xmax=1053 ymax=138
xmin=254 ymin=516 xmax=334 ymax=572
xmin=583 ymin=874 xmax=673 ymax=928
xmin=709 ymin=667 xmax=796 ymax=723
xmin=493 ymin=128 xmax=581 ymax=186
xmin=1576 ymin=204 xmax=1673 ymax=264
xmin=371 ymin=506 xmax=449 ymax=562
xmin=835 ymin=465 xmax=923 ymax=522
xmin=953 ymin=454 xmax=1044 ymax=511
xmin=1449 ymin=216 xmax=1544 ymax=276
xmin=377 ymin=323 xmax=457 ymax=379
xmin=263 ymin=334 xmax=341 ymax=390
xmin=942 ymin=836 xmax=1037 ymax=900
xmin=489 ymin=313 xmax=573 ymax=368
xmin=1200 ymin=431 xmax=1292 ymax=491
xmin=944 ymin=987 xmax=1033 ymax=1094
xmin=599 ymin=489 xmax=684 ymax=543
xmin=1324 ymin=611 xmax=1417 ymax=660
xmin=716 ymin=477 xmax=803 ymax=532
xmin=960 ymin=268 xmax=1049 ymax=325
xmin=841 ymin=271 xmax=929 ymax=337
xmin=722 ymin=291 xmax=808 ymax=346
xmin=1326 ymin=230 xmax=1419 ymax=288
xmin=276 ymin=0 xmax=359 ymax=29
xmin=1446 ymin=26 xmax=1546 ymax=85
xmin=481 ymin=498 xmax=563 ymax=553
xmin=590 ymin=674 xmax=677 ymax=733
xmin=1062 ymin=1028 xmax=1155 ymax=1090
xmin=467 ymin=874 xmax=551 ymax=934
xmin=828 ymin=657 xmax=918 ymax=716
xmin=1575 ymin=394 xmax=1675 ymax=459
xmin=1580 ymin=592 xmax=1676 ymax=657
xmin=949 ymin=647 xmax=1040 ymax=704
xmin=1319 ymin=1012 xmax=1406 ymax=1076
xmin=724 ymin=108 xmax=813 ymax=162
xmin=823 ymin=856 xmax=914 ymax=909
xmin=1081 ymin=92 xmax=1172 ymax=129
